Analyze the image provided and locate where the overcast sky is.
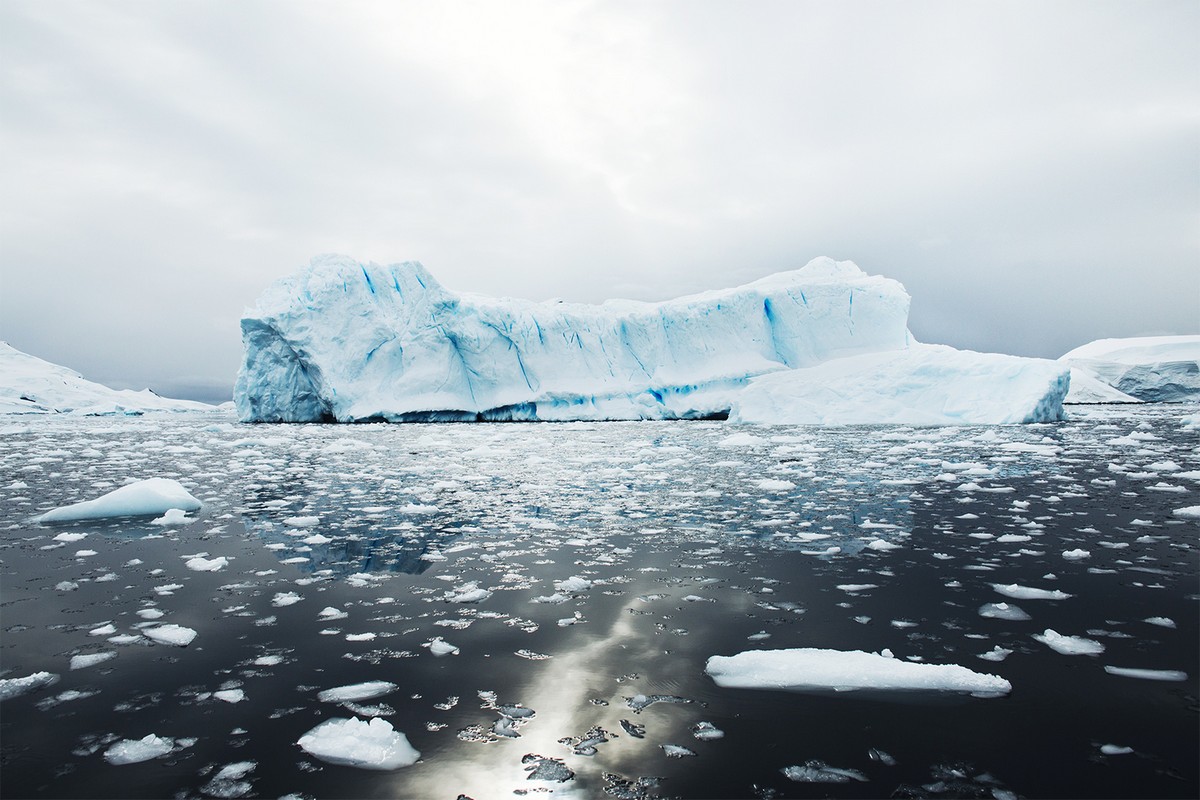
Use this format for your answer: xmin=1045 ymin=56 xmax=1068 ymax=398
xmin=2 ymin=0 xmax=1196 ymax=402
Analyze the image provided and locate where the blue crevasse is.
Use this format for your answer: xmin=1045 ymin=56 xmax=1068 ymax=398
xmin=234 ymin=255 xmax=913 ymax=422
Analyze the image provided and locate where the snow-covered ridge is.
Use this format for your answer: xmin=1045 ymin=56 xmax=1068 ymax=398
xmin=1061 ymin=335 xmax=1199 ymax=403
xmin=235 ymin=255 xmax=913 ymax=422
xmin=0 ymin=342 xmax=217 ymax=416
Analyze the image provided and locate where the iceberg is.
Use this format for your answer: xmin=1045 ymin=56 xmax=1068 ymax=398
xmin=0 ymin=342 xmax=217 ymax=415
xmin=1060 ymin=335 xmax=1199 ymax=402
xmin=729 ymin=344 xmax=1070 ymax=425
xmin=35 ymin=477 xmax=203 ymax=523
xmin=705 ymin=647 xmax=1011 ymax=696
xmin=235 ymin=255 xmax=912 ymax=422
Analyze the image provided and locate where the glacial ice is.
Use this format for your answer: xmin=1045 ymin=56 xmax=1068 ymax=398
xmin=235 ymin=255 xmax=912 ymax=422
xmin=730 ymin=344 xmax=1070 ymax=425
xmin=0 ymin=341 xmax=216 ymax=415
xmin=705 ymin=648 xmax=1012 ymax=695
xmin=296 ymin=717 xmax=420 ymax=769
xmin=35 ymin=478 xmax=202 ymax=523
xmin=1061 ymin=335 xmax=1199 ymax=402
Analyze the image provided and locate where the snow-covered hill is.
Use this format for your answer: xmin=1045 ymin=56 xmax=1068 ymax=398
xmin=0 ymin=342 xmax=218 ymax=415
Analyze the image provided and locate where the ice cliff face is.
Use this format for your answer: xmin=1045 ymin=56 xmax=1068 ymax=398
xmin=235 ymin=255 xmax=912 ymax=422
xmin=1060 ymin=336 xmax=1199 ymax=403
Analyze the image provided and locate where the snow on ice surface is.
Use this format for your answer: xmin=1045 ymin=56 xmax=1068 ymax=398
xmin=1060 ymin=335 xmax=1200 ymax=402
xmin=103 ymin=734 xmax=190 ymax=765
xmin=143 ymin=624 xmax=198 ymax=646
xmin=0 ymin=341 xmax=216 ymax=416
xmin=730 ymin=343 xmax=1070 ymax=425
xmin=317 ymin=681 xmax=398 ymax=703
xmin=235 ymin=255 xmax=912 ymax=422
xmin=0 ymin=671 xmax=59 ymax=701
xmin=1104 ymin=666 xmax=1189 ymax=682
xmin=34 ymin=478 xmax=202 ymax=523
xmin=1033 ymin=629 xmax=1105 ymax=656
xmin=705 ymin=648 xmax=1012 ymax=696
xmin=296 ymin=717 xmax=420 ymax=769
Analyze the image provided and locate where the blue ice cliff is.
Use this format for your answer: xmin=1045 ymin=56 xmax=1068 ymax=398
xmin=234 ymin=255 xmax=913 ymax=422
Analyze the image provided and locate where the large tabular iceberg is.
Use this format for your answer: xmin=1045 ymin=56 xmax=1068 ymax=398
xmin=1060 ymin=335 xmax=1199 ymax=403
xmin=729 ymin=344 xmax=1070 ymax=425
xmin=235 ymin=256 xmax=912 ymax=422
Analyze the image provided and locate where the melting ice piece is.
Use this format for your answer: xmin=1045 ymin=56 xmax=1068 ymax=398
xmin=705 ymin=648 xmax=1012 ymax=696
xmin=150 ymin=508 xmax=191 ymax=526
xmin=977 ymin=646 xmax=1013 ymax=662
xmin=1032 ymin=629 xmax=1104 ymax=656
xmin=144 ymin=624 xmax=198 ymax=647
xmin=35 ymin=478 xmax=202 ymax=523
xmin=185 ymin=556 xmax=228 ymax=572
xmin=202 ymin=761 xmax=256 ymax=798
xmin=424 ymin=638 xmax=460 ymax=657
xmin=1103 ymin=666 xmax=1188 ymax=682
xmin=317 ymin=681 xmax=399 ymax=703
xmin=522 ymin=753 xmax=574 ymax=782
xmin=0 ymin=671 xmax=59 ymax=701
xmin=781 ymin=761 xmax=868 ymax=782
xmin=443 ymin=582 xmax=492 ymax=603
xmin=104 ymin=734 xmax=192 ymax=765
xmin=991 ymin=583 xmax=1072 ymax=601
xmin=978 ymin=602 xmax=1031 ymax=621
xmin=625 ymin=694 xmax=692 ymax=712
xmin=691 ymin=721 xmax=724 ymax=741
xmin=1100 ymin=744 xmax=1134 ymax=755
xmin=70 ymin=652 xmax=117 ymax=670
xmin=296 ymin=718 xmax=420 ymax=769
xmin=661 ymin=744 xmax=697 ymax=758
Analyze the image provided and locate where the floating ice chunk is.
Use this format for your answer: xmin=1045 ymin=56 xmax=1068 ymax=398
xmin=443 ymin=582 xmax=492 ymax=603
xmin=522 ymin=753 xmax=574 ymax=782
xmin=705 ymin=648 xmax=1011 ymax=696
xmin=1033 ymin=629 xmax=1104 ymax=656
xmin=283 ymin=515 xmax=319 ymax=527
xmin=1062 ymin=549 xmax=1090 ymax=560
xmin=1103 ymin=666 xmax=1188 ymax=681
xmin=424 ymin=638 xmax=460 ymax=657
xmin=1143 ymin=616 xmax=1176 ymax=629
xmin=345 ymin=633 xmax=376 ymax=642
xmin=1172 ymin=506 xmax=1200 ymax=520
xmin=755 ymin=479 xmax=796 ymax=491
xmin=89 ymin=624 xmax=117 ymax=636
xmin=865 ymin=539 xmax=901 ymax=551
xmin=186 ymin=556 xmax=228 ymax=572
xmin=318 ymin=681 xmax=398 ymax=703
xmin=719 ymin=433 xmax=766 ymax=447
xmin=1100 ymin=744 xmax=1134 ymax=755
xmin=318 ymin=606 xmax=348 ymax=620
xmin=0 ymin=671 xmax=59 ymax=701
xmin=150 ymin=508 xmax=190 ymax=526
xmin=660 ymin=744 xmax=697 ymax=758
xmin=214 ymin=689 xmax=246 ymax=703
xmin=253 ymin=655 xmax=284 ymax=666
xmin=978 ymin=602 xmax=1031 ymax=621
xmin=104 ymin=734 xmax=193 ymax=764
xmin=70 ymin=652 xmax=117 ymax=670
xmin=272 ymin=592 xmax=303 ymax=607
xmin=691 ymin=721 xmax=724 ymax=740
xmin=136 ymin=608 xmax=165 ymax=619
xmin=625 ymin=694 xmax=692 ymax=712
xmin=553 ymin=576 xmax=593 ymax=593
xmin=836 ymin=584 xmax=878 ymax=593
xmin=781 ymin=761 xmax=869 ymax=782
xmin=297 ymin=718 xmax=420 ymax=769
xmin=991 ymin=583 xmax=1071 ymax=601
xmin=995 ymin=534 xmax=1032 ymax=543
xmin=977 ymin=646 xmax=1013 ymax=662
xmin=35 ymin=478 xmax=201 ymax=523
xmin=144 ymin=624 xmax=198 ymax=646
xmin=868 ymin=748 xmax=896 ymax=765
xmin=202 ymin=761 xmax=256 ymax=798
xmin=53 ymin=532 xmax=87 ymax=542
xmin=55 ymin=581 xmax=79 ymax=592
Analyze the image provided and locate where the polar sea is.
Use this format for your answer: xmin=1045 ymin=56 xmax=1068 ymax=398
xmin=1 ymin=407 xmax=1196 ymax=799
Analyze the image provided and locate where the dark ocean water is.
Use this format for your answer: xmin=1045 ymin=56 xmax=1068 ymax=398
xmin=1 ymin=407 xmax=1196 ymax=799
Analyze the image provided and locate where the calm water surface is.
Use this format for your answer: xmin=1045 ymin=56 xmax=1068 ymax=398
xmin=1 ymin=408 xmax=1196 ymax=799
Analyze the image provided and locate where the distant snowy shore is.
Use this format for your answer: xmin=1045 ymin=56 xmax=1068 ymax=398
xmin=0 ymin=342 xmax=219 ymax=416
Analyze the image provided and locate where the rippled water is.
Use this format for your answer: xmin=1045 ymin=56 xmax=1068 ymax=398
xmin=1 ymin=408 xmax=1196 ymax=799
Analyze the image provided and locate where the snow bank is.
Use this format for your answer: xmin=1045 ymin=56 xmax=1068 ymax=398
xmin=235 ymin=256 xmax=911 ymax=422
xmin=296 ymin=717 xmax=420 ymax=769
xmin=0 ymin=341 xmax=217 ymax=415
xmin=705 ymin=648 xmax=1011 ymax=695
xmin=35 ymin=478 xmax=202 ymax=523
xmin=730 ymin=344 xmax=1069 ymax=425
xmin=1060 ymin=335 xmax=1199 ymax=402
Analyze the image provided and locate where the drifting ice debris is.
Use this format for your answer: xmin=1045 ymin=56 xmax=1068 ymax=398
xmin=235 ymin=255 xmax=911 ymax=422
xmin=104 ymin=734 xmax=194 ymax=765
xmin=620 ymin=719 xmax=646 ymax=738
xmin=296 ymin=717 xmax=420 ymax=769
xmin=781 ymin=760 xmax=868 ymax=782
xmin=706 ymin=648 xmax=1012 ymax=696
xmin=1103 ymin=666 xmax=1188 ymax=682
xmin=144 ymin=624 xmax=198 ymax=647
xmin=35 ymin=477 xmax=202 ymax=523
xmin=201 ymin=760 xmax=256 ymax=798
xmin=991 ymin=583 xmax=1072 ymax=601
xmin=521 ymin=753 xmax=574 ymax=782
xmin=317 ymin=681 xmax=398 ymax=703
xmin=978 ymin=602 xmax=1031 ymax=621
xmin=1032 ymin=629 xmax=1105 ymax=656
xmin=0 ymin=671 xmax=59 ymax=701
xmin=560 ymin=725 xmax=615 ymax=756
xmin=625 ymin=693 xmax=692 ymax=712
xmin=691 ymin=721 xmax=725 ymax=740
xmin=660 ymin=744 xmax=697 ymax=758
